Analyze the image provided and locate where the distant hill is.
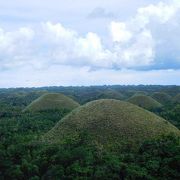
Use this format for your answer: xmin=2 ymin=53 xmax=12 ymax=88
xmin=23 ymin=93 xmax=80 ymax=112
xmin=97 ymin=89 xmax=125 ymax=100
xmin=44 ymin=99 xmax=179 ymax=148
xmin=133 ymin=91 xmax=147 ymax=96
xmin=127 ymin=95 xmax=162 ymax=110
xmin=152 ymin=92 xmax=171 ymax=105
xmin=173 ymin=93 xmax=180 ymax=104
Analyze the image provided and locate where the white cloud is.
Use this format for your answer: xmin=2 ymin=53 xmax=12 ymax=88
xmin=120 ymin=30 xmax=155 ymax=67
xmin=74 ymin=32 xmax=113 ymax=67
xmin=110 ymin=22 xmax=132 ymax=43
xmin=137 ymin=1 xmax=179 ymax=25
xmin=0 ymin=1 xmax=180 ymax=87
xmin=42 ymin=22 xmax=77 ymax=43
xmin=0 ymin=22 xmax=115 ymax=69
xmin=0 ymin=27 xmax=34 ymax=52
xmin=109 ymin=0 xmax=180 ymax=68
xmin=0 ymin=27 xmax=34 ymax=69
xmin=109 ymin=25 xmax=155 ymax=67
xmin=41 ymin=22 xmax=113 ymax=68
xmin=0 ymin=0 xmax=180 ymax=72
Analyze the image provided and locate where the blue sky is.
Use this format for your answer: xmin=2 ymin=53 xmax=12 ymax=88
xmin=0 ymin=0 xmax=180 ymax=87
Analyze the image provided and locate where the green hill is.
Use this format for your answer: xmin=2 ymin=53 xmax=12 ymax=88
xmin=44 ymin=99 xmax=179 ymax=148
xmin=23 ymin=93 xmax=80 ymax=112
xmin=173 ymin=93 xmax=180 ymax=104
xmin=127 ymin=95 xmax=162 ymax=110
xmin=152 ymin=92 xmax=171 ymax=105
xmin=97 ymin=89 xmax=124 ymax=100
xmin=133 ymin=91 xmax=147 ymax=96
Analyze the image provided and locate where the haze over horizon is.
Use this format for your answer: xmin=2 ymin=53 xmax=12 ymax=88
xmin=0 ymin=0 xmax=180 ymax=87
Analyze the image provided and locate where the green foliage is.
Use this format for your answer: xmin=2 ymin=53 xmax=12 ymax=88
xmin=0 ymin=86 xmax=180 ymax=179
xmin=173 ymin=93 xmax=180 ymax=104
xmin=153 ymin=104 xmax=180 ymax=129
xmin=138 ymin=135 xmax=180 ymax=179
xmin=0 ymin=91 xmax=44 ymax=108
xmin=0 ymin=108 xmax=69 ymax=179
xmin=2 ymin=132 xmax=179 ymax=179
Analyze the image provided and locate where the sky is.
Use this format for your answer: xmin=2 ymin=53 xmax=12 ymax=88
xmin=0 ymin=0 xmax=180 ymax=87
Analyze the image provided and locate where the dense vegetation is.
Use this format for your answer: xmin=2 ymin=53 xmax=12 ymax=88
xmin=173 ymin=93 xmax=180 ymax=104
xmin=0 ymin=85 xmax=180 ymax=179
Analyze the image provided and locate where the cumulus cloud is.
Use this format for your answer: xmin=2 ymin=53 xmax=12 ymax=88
xmin=41 ymin=22 xmax=113 ymax=68
xmin=0 ymin=27 xmax=35 ymax=69
xmin=109 ymin=0 xmax=180 ymax=68
xmin=0 ymin=27 xmax=34 ymax=52
xmin=119 ymin=30 xmax=155 ymax=67
xmin=0 ymin=0 xmax=180 ymax=72
xmin=110 ymin=22 xmax=132 ymax=43
xmin=136 ymin=1 xmax=180 ymax=25
xmin=0 ymin=22 xmax=114 ymax=69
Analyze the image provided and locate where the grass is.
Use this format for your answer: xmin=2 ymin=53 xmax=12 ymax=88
xmin=44 ymin=99 xmax=180 ymax=148
xmin=97 ymin=89 xmax=125 ymax=100
xmin=23 ymin=93 xmax=80 ymax=112
xmin=152 ymin=92 xmax=171 ymax=105
xmin=127 ymin=95 xmax=162 ymax=110
xmin=133 ymin=91 xmax=147 ymax=96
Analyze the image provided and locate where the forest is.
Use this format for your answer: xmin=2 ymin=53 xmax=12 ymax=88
xmin=0 ymin=85 xmax=179 ymax=179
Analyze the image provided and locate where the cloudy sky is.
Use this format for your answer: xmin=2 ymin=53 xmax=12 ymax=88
xmin=0 ymin=0 xmax=180 ymax=87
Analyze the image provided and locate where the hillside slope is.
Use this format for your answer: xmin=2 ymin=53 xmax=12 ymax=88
xmin=173 ymin=93 xmax=180 ymax=104
xmin=24 ymin=93 xmax=80 ymax=112
xmin=152 ymin=92 xmax=171 ymax=105
xmin=44 ymin=99 xmax=179 ymax=148
xmin=127 ymin=95 xmax=162 ymax=110
xmin=97 ymin=89 xmax=125 ymax=100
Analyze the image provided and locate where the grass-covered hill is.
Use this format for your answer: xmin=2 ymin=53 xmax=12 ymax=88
xmin=44 ymin=99 xmax=179 ymax=148
xmin=132 ymin=91 xmax=147 ymax=96
xmin=97 ymin=89 xmax=125 ymax=100
xmin=173 ymin=93 xmax=180 ymax=104
xmin=23 ymin=93 xmax=80 ymax=112
xmin=127 ymin=95 xmax=162 ymax=110
xmin=152 ymin=92 xmax=171 ymax=105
